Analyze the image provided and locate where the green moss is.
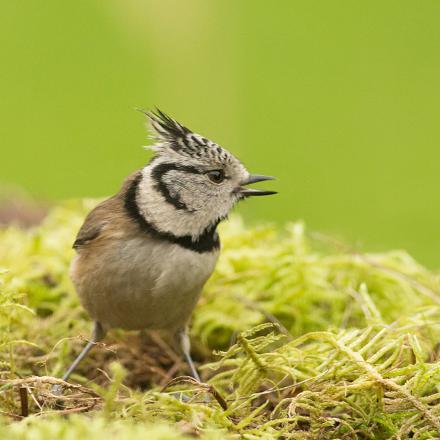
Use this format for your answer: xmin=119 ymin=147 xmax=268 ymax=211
xmin=0 ymin=202 xmax=439 ymax=439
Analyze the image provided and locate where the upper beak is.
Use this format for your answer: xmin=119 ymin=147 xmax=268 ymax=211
xmin=238 ymin=174 xmax=277 ymax=197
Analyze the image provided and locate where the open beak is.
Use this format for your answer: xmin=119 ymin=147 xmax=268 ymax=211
xmin=238 ymin=174 xmax=277 ymax=197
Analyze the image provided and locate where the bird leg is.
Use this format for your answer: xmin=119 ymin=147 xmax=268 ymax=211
xmin=52 ymin=321 xmax=106 ymax=395
xmin=178 ymin=328 xmax=201 ymax=382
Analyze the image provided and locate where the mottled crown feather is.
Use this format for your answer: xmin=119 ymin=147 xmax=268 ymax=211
xmin=141 ymin=108 xmax=233 ymax=164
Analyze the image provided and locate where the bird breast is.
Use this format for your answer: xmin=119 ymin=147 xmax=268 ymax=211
xmin=71 ymin=235 xmax=219 ymax=332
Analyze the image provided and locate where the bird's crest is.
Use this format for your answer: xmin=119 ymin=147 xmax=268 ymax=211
xmin=140 ymin=108 xmax=231 ymax=163
xmin=147 ymin=108 xmax=191 ymax=145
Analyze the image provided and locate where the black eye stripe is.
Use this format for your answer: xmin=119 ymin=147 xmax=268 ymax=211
xmin=152 ymin=163 xmax=203 ymax=177
xmin=151 ymin=163 xmax=202 ymax=211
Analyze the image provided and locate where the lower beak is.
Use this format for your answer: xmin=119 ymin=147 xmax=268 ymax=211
xmin=238 ymin=174 xmax=277 ymax=197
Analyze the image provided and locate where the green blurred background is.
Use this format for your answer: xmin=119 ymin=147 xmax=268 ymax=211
xmin=1 ymin=1 xmax=440 ymax=267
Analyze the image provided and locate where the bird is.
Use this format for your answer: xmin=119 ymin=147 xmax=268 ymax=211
xmin=59 ymin=109 xmax=276 ymax=385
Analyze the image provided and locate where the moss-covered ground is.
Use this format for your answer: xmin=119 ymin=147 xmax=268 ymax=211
xmin=0 ymin=201 xmax=439 ymax=439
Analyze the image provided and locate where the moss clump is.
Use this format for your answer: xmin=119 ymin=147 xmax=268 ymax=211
xmin=0 ymin=201 xmax=439 ymax=439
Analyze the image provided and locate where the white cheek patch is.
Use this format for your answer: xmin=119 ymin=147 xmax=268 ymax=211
xmin=137 ymin=166 xmax=232 ymax=239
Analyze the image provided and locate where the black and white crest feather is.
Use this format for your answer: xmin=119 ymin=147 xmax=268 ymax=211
xmin=141 ymin=108 xmax=233 ymax=164
xmin=148 ymin=108 xmax=191 ymax=144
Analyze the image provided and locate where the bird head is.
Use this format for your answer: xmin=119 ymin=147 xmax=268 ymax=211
xmin=135 ymin=109 xmax=276 ymax=242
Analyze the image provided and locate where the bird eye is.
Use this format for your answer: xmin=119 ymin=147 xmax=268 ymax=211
xmin=206 ymin=170 xmax=225 ymax=184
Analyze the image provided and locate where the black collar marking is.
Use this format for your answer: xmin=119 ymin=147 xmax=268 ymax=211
xmin=150 ymin=163 xmax=201 ymax=211
xmin=124 ymin=173 xmax=220 ymax=253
